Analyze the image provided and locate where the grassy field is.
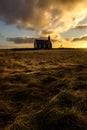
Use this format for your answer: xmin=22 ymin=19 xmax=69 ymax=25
xmin=0 ymin=49 xmax=87 ymax=130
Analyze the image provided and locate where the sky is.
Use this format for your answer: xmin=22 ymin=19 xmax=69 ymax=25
xmin=0 ymin=0 xmax=87 ymax=49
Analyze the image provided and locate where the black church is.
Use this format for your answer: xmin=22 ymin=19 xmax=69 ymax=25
xmin=34 ymin=36 xmax=52 ymax=49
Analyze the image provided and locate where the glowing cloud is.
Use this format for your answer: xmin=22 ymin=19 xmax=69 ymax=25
xmin=72 ymin=35 xmax=87 ymax=42
xmin=0 ymin=0 xmax=87 ymax=42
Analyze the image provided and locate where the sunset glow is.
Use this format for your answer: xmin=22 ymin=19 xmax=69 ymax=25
xmin=0 ymin=0 xmax=87 ymax=48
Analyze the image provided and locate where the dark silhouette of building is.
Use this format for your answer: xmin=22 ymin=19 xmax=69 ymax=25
xmin=34 ymin=36 xmax=52 ymax=49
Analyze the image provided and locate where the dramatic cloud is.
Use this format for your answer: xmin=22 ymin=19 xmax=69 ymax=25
xmin=7 ymin=37 xmax=35 ymax=44
xmin=0 ymin=0 xmax=87 ymax=42
xmin=73 ymin=24 xmax=87 ymax=30
xmin=72 ymin=35 xmax=87 ymax=42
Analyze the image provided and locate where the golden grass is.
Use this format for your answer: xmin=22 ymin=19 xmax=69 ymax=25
xmin=0 ymin=49 xmax=87 ymax=130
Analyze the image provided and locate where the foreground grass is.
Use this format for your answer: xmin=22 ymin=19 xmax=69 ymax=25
xmin=0 ymin=49 xmax=87 ymax=130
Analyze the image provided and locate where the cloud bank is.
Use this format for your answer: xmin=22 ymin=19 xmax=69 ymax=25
xmin=72 ymin=35 xmax=87 ymax=42
xmin=7 ymin=37 xmax=35 ymax=44
xmin=73 ymin=24 xmax=87 ymax=30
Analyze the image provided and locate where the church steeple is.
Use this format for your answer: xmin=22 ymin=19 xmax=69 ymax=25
xmin=48 ymin=36 xmax=51 ymax=41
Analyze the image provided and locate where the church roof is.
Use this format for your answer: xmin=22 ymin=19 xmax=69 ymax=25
xmin=35 ymin=39 xmax=51 ymax=44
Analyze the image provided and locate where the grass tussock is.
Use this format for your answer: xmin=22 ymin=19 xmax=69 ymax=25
xmin=0 ymin=49 xmax=87 ymax=130
xmin=33 ymin=106 xmax=87 ymax=130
